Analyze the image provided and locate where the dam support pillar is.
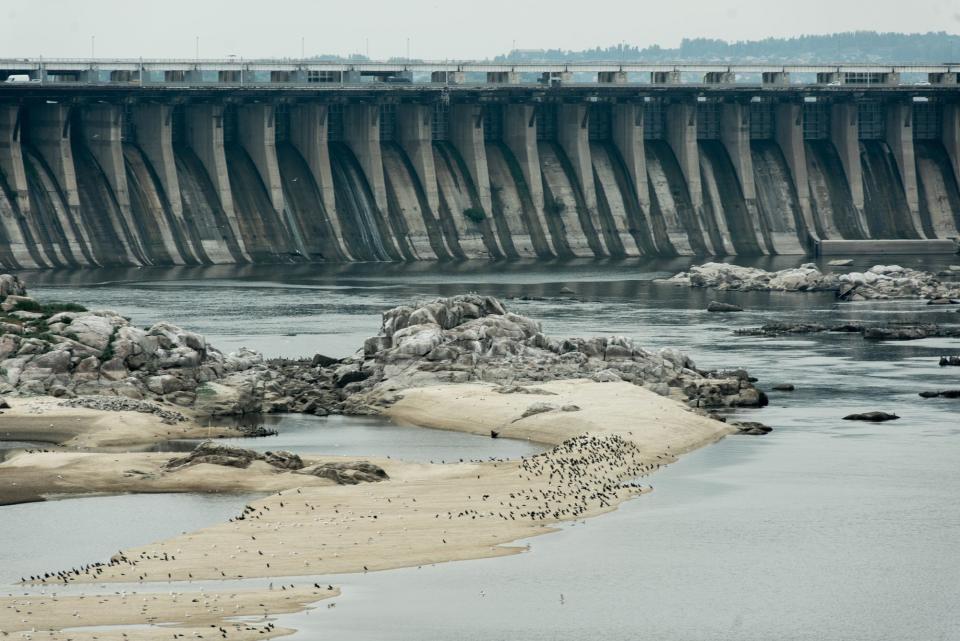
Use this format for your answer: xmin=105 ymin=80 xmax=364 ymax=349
xmin=943 ymin=103 xmax=960 ymax=201
xmin=720 ymin=101 xmax=770 ymax=251
xmin=611 ymin=102 xmax=655 ymax=254
xmin=80 ymin=104 xmax=145 ymax=263
xmin=557 ymin=103 xmax=610 ymax=254
xmin=397 ymin=104 xmax=440 ymax=214
xmin=0 ymin=105 xmax=38 ymax=266
xmin=186 ymin=103 xmax=250 ymax=261
xmin=289 ymin=103 xmax=351 ymax=259
xmin=343 ymin=104 xmax=388 ymax=213
xmin=666 ymin=100 xmax=713 ymax=252
xmin=131 ymin=104 xmax=184 ymax=225
xmin=830 ymin=101 xmax=868 ymax=232
xmin=449 ymin=104 xmax=492 ymax=214
xmin=503 ymin=103 xmax=556 ymax=255
xmin=237 ymin=103 xmax=305 ymax=252
xmin=237 ymin=104 xmax=285 ymax=214
xmin=884 ymin=100 xmax=924 ymax=237
xmin=26 ymin=103 xmax=92 ymax=264
xmin=774 ymin=101 xmax=818 ymax=243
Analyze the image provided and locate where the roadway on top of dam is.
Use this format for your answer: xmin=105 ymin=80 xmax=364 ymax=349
xmin=1 ymin=81 xmax=958 ymax=104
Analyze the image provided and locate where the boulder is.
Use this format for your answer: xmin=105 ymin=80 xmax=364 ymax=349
xmin=0 ymin=274 xmax=27 ymax=300
xmin=828 ymin=259 xmax=854 ymax=267
xmin=843 ymin=411 xmax=899 ymax=422
xmin=707 ymin=301 xmax=743 ymax=313
xmin=918 ymin=390 xmax=960 ymax=399
xmin=298 ymin=461 xmax=389 ymax=485
xmin=772 ymin=383 xmax=795 ymax=391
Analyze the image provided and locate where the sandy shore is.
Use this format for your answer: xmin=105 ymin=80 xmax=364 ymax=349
xmin=45 ymin=380 xmax=731 ymax=584
xmin=0 ymin=396 xmax=240 ymax=449
xmin=0 ymin=585 xmax=338 ymax=639
xmin=3 ymin=380 xmax=736 ymax=638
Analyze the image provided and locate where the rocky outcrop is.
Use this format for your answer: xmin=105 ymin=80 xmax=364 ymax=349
xmin=297 ymin=461 xmax=389 ymax=484
xmin=736 ymin=322 xmax=960 ymax=341
xmin=0 ymin=275 xmax=272 ymax=415
xmin=843 ymin=411 xmax=899 ymax=422
xmin=940 ymin=356 xmax=960 ymax=367
xmin=662 ymin=262 xmax=960 ymax=302
xmin=707 ymin=301 xmax=743 ymax=312
xmin=164 ymin=441 xmax=304 ymax=471
xmin=0 ymin=275 xmax=27 ymax=301
xmin=322 ymin=294 xmax=765 ymax=412
xmin=662 ymin=262 xmax=836 ymax=292
xmin=918 ymin=390 xmax=960 ymax=399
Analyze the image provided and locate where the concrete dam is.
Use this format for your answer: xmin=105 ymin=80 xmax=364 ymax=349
xmin=1 ymin=63 xmax=959 ymax=266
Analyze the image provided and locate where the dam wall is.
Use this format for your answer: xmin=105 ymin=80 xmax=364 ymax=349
xmin=0 ymin=85 xmax=958 ymax=267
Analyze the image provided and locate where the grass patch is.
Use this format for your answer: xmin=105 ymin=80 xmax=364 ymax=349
xmin=12 ymin=300 xmax=88 ymax=315
xmin=463 ymin=207 xmax=486 ymax=224
xmin=100 ymin=327 xmax=119 ymax=362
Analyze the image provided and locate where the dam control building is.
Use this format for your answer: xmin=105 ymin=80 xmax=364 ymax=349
xmin=0 ymin=58 xmax=958 ymax=267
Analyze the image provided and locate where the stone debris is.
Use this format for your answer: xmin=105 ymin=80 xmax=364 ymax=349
xmin=707 ymin=301 xmax=743 ymax=312
xmin=330 ymin=294 xmax=765 ymax=411
xmin=842 ymin=411 xmax=900 ymax=422
xmin=297 ymin=461 xmax=389 ymax=485
xmin=918 ymin=390 xmax=960 ymax=399
xmin=736 ymin=322 xmax=960 ymax=341
xmin=164 ymin=441 xmax=303 ymax=471
xmin=58 ymin=396 xmax=188 ymax=424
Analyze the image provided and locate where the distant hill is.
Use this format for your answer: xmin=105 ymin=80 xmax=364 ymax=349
xmin=493 ymin=32 xmax=960 ymax=64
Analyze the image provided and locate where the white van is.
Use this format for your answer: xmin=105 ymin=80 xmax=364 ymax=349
xmin=4 ymin=74 xmax=32 ymax=83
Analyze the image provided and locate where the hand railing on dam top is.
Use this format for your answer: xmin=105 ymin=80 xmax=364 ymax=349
xmin=1 ymin=58 xmax=959 ymax=89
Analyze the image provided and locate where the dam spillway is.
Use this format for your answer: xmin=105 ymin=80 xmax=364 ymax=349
xmin=1 ymin=78 xmax=959 ymax=267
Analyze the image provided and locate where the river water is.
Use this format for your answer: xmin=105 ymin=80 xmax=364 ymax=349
xmin=7 ymin=256 xmax=960 ymax=640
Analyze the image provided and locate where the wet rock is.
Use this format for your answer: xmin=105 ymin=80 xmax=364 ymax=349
xmin=926 ymin=298 xmax=958 ymax=305
xmin=311 ymin=353 xmax=339 ymax=368
xmin=520 ymin=402 xmax=558 ymax=419
xmin=772 ymin=383 xmax=795 ymax=391
xmin=334 ymin=369 xmax=370 ymax=388
xmin=732 ymin=421 xmax=773 ymax=435
xmin=0 ymin=274 xmax=27 ymax=301
xmin=843 ymin=411 xmax=899 ymax=422
xmin=262 ymin=450 xmax=304 ymax=470
xmin=828 ymin=259 xmax=854 ymax=266
xmin=298 ymin=461 xmax=389 ymax=485
xmin=939 ymin=356 xmax=960 ymax=367
xmin=918 ymin=390 xmax=960 ymax=399
xmin=707 ymin=301 xmax=743 ymax=313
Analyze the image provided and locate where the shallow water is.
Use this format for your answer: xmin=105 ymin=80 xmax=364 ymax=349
xmin=7 ymin=256 xmax=960 ymax=639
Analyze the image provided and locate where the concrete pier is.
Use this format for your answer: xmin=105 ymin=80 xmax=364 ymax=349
xmin=884 ymin=100 xmax=924 ymax=237
xmin=25 ymin=103 xmax=93 ymax=264
xmin=288 ymin=103 xmax=351 ymax=259
xmin=80 ymin=103 xmax=146 ymax=263
xmin=774 ymin=102 xmax=817 ymax=244
xmin=449 ymin=104 xmax=492 ymax=215
xmin=0 ymin=105 xmax=38 ymax=266
xmin=343 ymin=104 xmax=388 ymax=213
xmin=186 ymin=103 xmax=251 ymax=261
xmin=829 ymin=101 xmax=867 ymax=232
xmin=719 ymin=101 xmax=769 ymax=251
xmin=503 ymin=103 xmax=556 ymax=256
xmin=666 ymin=100 xmax=714 ymax=252
xmin=556 ymin=103 xmax=610 ymax=255
xmin=941 ymin=103 xmax=960 ymax=208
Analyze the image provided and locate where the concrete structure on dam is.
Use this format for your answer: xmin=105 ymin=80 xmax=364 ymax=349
xmin=0 ymin=57 xmax=958 ymax=267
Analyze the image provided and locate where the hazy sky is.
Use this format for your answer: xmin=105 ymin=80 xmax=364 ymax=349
xmin=2 ymin=0 xmax=959 ymax=60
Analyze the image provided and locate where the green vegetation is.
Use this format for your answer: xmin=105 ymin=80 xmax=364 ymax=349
xmin=100 ymin=327 xmax=120 ymax=362
xmin=494 ymin=32 xmax=960 ymax=64
xmin=12 ymin=299 xmax=87 ymax=315
xmin=463 ymin=207 xmax=486 ymax=223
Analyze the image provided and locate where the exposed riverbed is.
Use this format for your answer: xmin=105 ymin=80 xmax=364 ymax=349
xmin=5 ymin=255 xmax=959 ymax=640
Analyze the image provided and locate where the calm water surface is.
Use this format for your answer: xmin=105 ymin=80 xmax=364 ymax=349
xmin=5 ymin=256 xmax=959 ymax=640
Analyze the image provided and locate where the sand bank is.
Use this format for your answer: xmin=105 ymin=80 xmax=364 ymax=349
xmin=49 ymin=380 xmax=732 ymax=585
xmin=0 ymin=585 xmax=338 ymax=639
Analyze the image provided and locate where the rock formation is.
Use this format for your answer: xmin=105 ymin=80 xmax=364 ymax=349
xmin=662 ymin=262 xmax=960 ymax=302
xmin=306 ymin=294 xmax=767 ymax=412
